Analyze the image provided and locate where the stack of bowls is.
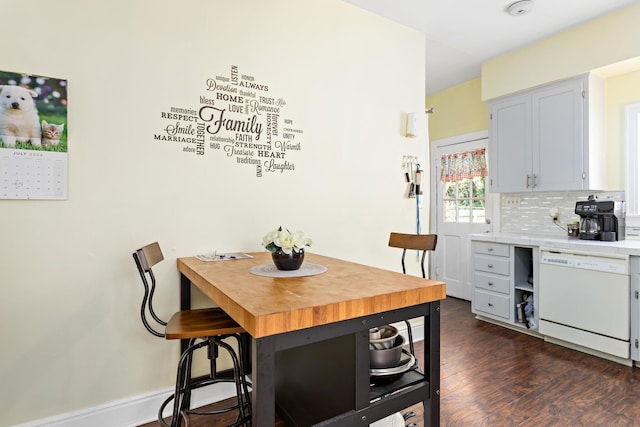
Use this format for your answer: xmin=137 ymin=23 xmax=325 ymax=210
xmin=369 ymin=325 xmax=405 ymax=369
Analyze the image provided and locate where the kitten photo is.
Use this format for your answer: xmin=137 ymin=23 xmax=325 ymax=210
xmin=41 ymin=119 xmax=64 ymax=147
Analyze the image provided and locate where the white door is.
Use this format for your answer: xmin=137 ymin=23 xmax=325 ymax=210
xmin=430 ymin=131 xmax=495 ymax=300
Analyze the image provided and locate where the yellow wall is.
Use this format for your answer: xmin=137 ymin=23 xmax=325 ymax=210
xmin=482 ymin=3 xmax=640 ymax=101
xmin=605 ymin=70 xmax=640 ymax=189
xmin=426 ymin=78 xmax=488 ymax=141
xmin=0 ymin=1 xmax=427 ymax=425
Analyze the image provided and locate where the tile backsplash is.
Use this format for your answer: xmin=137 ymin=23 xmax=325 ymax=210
xmin=500 ymin=190 xmax=625 ymax=236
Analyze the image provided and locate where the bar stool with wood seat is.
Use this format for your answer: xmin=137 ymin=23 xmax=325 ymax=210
xmin=370 ymin=233 xmax=437 ymax=427
xmin=388 ymin=232 xmax=438 ymax=356
xmin=133 ymin=242 xmax=251 ymax=427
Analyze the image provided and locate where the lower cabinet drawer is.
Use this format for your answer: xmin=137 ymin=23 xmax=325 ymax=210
xmin=473 ymin=255 xmax=510 ymax=276
xmin=474 ymin=242 xmax=510 ymax=257
xmin=473 ymin=271 xmax=510 ymax=294
xmin=473 ymin=289 xmax=510 ymax=319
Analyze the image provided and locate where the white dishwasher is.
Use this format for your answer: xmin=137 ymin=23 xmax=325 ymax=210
xmin=539 ymin=249 xmax=630 ymax=359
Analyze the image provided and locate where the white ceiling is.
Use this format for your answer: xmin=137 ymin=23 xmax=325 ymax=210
xmin=343 ymin=0 xmax=639 ymax=96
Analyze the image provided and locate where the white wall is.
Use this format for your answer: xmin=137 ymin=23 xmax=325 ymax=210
xmin=0 ymin=1 xmax=428 ymax=425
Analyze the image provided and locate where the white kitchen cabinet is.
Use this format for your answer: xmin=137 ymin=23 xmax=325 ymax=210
xmin=472 ymin=242 xmax=512 ymax=321
xmin=488 ymin=93 xmax=531 ymax=193
xmin=489 ymin=74 xmax=605 ymax=193
xmin=471 ymin=241 xmax=537 ymax=331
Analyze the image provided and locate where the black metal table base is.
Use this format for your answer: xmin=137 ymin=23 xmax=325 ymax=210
xmin=180 ymin=274 xmax=441 ymax=427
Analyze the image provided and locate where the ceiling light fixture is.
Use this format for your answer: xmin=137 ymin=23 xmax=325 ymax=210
xmin=506 ymin=0 xmax=533 ymax=16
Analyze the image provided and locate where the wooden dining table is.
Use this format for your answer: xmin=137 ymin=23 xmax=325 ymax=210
xmin=177 ymin=251 xmax=446 ymax=426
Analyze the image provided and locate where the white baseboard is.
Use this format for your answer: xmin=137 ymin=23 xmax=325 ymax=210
xmin=12 ymin=383 xmax=239 ymax=427
xmin=14 ymin=324 xmax=426 ymax=427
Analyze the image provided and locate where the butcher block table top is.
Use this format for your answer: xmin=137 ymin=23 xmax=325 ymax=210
xmin=177 ymin=251 xmax=446 ymax=338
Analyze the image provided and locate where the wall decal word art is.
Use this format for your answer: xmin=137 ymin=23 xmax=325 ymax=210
xmin=154 ymin=66 xmax=305 ymax=177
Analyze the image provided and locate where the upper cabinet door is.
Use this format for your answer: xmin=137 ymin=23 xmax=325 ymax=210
xmin=489 ymin=93 xmax=532 ymax=193
xmin=532 ymin=78 xmax=585 ymax=192
xmin=488 ymin=74 xmax=605 ymax=193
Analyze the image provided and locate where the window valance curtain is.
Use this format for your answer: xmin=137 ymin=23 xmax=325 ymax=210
xmin=440 ymin=148 xmax=487 ymax=182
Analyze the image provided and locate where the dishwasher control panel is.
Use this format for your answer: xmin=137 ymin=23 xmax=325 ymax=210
xmin=540 ymin=250 xmax=629 ymax=274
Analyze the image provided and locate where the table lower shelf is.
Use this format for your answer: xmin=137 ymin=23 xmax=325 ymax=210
xmin=370 ymin=368 xmax=426 ymax=403
xmin=275 ymin=333 xmax=429 ymax=426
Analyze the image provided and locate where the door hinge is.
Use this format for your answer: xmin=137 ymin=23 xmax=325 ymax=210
xmin=582 ymin=90 xmax=586 ymax=98
xmin=489 ymin=113 xmax=493 ymax=120
xmin=635 ymin=290 xmax=639 ymax=299
xmin=636 ymin=338 xmax=639 ymax=349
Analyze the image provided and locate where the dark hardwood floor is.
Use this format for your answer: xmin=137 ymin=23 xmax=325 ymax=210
xmin=140 ymin=297 xmax=640 ymax=426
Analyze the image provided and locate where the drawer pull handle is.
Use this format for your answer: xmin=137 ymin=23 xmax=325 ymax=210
xmin=488 ymin=247 xmax=493 ymax=252
xmin=487 ymin=264 xmax=493 ymax=268
xmin=488 ymin=303 xmax=493 ymax=307
xmin=488 ymin=282 xmax=493 ymax=286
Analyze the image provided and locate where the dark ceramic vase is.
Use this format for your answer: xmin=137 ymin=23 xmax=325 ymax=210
xmin=271 ymin=249 xmax=304 ymax=271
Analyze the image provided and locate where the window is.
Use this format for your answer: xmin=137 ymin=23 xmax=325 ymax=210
xmin=440 ymin=148 xmax=487 ymax=224
xmin=625 ymin=103 xmax=640 ymax=215
xmin=443 ymin=177 xmax=486 ymax=223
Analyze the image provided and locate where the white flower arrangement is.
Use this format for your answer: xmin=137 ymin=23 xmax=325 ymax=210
xmin=262 ymin=226 xmax=312 ymax=254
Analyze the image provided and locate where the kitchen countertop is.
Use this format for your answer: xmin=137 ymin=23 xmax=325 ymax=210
xmin=469 ymin=233 xmax=640 ymax=256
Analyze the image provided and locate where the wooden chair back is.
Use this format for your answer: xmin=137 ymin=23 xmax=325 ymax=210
xmin=136 ymin=242 xmax=164 ymax=272
xmin=388 ymin=232 xmax=437 ymax=279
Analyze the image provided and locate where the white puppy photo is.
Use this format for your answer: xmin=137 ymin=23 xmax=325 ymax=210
xmin=0 ymin=85 xmax=42 ymax=147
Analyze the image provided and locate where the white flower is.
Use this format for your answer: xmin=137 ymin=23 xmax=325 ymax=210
xmin=262 ymin=229 xmax=277 ymax=247
xmin=262 ymin=226 xmax=312 ymax=254
xmin=274 ymin=229 xmax=295 ymax=254
xmin=292 ymin=231 xmax=312 ymax=252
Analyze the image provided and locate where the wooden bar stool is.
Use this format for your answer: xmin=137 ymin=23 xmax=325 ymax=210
xmin=133 ymin=242 xmax=251 ymax=427
xmin=388 ymin=232 xmax=438 ymax=355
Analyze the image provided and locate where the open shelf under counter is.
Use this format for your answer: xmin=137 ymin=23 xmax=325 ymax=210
xmin=515 ymin=282 xmax=533 ymax=292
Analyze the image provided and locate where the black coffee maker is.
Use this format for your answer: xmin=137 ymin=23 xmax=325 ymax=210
xmin=574 ymin=195 xmax=625 ymax=241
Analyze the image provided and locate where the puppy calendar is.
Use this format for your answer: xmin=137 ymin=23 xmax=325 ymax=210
xmin=0 ymin=70 xmax=68 ymax=200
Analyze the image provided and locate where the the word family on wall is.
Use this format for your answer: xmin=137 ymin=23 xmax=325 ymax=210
xmin=154 ymin=65 xmax=305 ymax=177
